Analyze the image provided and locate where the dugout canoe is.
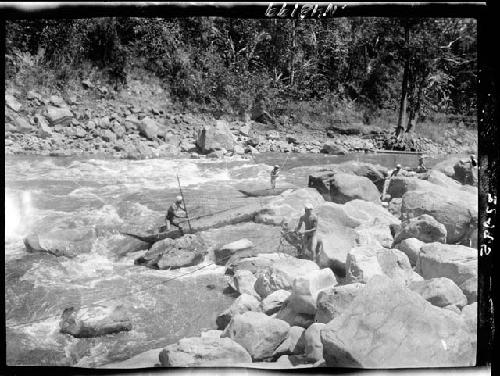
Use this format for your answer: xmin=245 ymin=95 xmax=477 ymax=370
xmin=122 ymin=227 xmax=194 ymax=243
xmin=238 ymin=187 xmax=293 ymax=197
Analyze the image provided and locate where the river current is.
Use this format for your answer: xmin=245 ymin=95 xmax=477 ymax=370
xmin=4 ymin=152 xmax=452 ymax=366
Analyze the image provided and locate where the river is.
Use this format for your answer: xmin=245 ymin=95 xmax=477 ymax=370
xmin=4 ymin=152 xmax=455 ymax=367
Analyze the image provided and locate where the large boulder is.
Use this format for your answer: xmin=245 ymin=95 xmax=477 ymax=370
xmin=346 ymin=246 xmax=422 ymax=285
xmin=138 ymin=117 xmax=159 ymax=140
xmin=303 ymin=323 xmax=325 ymax=363
xmin=386 ymin=177 xmax=433 ymax=199
xmin=23 ymin=228 xmax=96 ymax=258
xmin=320 ymin=142 xmax=347 ymax=155
xmin=254 ymin=188 xmax=324 ymax=226
xmin=393 ymin=214 xmax=447 ymax=244
xmin=214 ymin=238 xmax=254 ymax=266
xmin=288 ymin=268 xmax=338 ymax=315
xmin=461 ymin=303 xmax=477 ymax=334
xmin=159 ymin=337 xmax=252 ymax=367
xmin=232 ymin=269 xmax=259 ymax=298
xmin=102 ymin=348 xmax=162 ymax=369
xmin=221 ymin=311 xmax=290 ymax=361
xmin=274 ymin=304 xmax=314 ymax=328
xmin=401 ymin=187 xmax=477 ymax=245
xmin=216 ymin=294 xmax=261 ymax=330
xmin=254 ymin=258 xmax=320 ymax=299
xmin=272 ymin=326 xmax=305 ymax=357
xmin=408 ymin=277 xmax=468 ymax=308
xmin=109 ymin=236 xmax=151 ymax=258
xmin=321 ymin=275 xmax=476 ymax=368
xmin=315 ymin=283 xmax=365 ymax=324
xmin=134 ymin=234 xmax=207 ymax=269
xmin=416 ymin=243 xmax=477 ymax=304
xmin=59 ymin=305 xmax=132 ymax=338
xmin=46 ymin=105 xmax=73 ymax=126
xmin=432 ymin=156 xmax=464 ymax=178
xmin=196 ymin=120 xmax=235 ymax=154
xmin=393 ymin=237 xmax=424 ymax=266
xmin=262 ymin=289 xmax=291 ymax=315
xmin=325 ymin=173 xmax=381 ymax=204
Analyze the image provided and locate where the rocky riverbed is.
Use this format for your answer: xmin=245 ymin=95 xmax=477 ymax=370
xmin=5 ymin=82 xmax=477 ymax=159
xmin=5 ymin=151 xmax=478 ymax=369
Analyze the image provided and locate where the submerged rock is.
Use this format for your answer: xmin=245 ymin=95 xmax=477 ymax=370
xmin=59 ymin=305 xmax=132 ymax=338
xmin=159 ymin=337 xmax=252 ymax=367
xmin=24 ymin=228 xmax=96 ymax=258
xmin=321 ymin=275 xmax=476 ymax=368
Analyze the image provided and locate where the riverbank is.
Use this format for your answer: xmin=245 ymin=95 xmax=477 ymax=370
xmin=4 ymin=76 xmax=478 ymax=159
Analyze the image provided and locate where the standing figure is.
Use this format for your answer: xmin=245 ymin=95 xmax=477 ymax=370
xmin=165 ymin=196 xmax=186 ymax=232
xmin=270 ymin=165 xmax=280 ymax=189
xmin=470 ymin=154 xmax=477 ymax=167
xmin=415 ymin=156 xmax=427 ymax=173
xmin=390 ymin=163 xmax=402 ymax=178
xmin=295 ymin=203 xmax=318 ymax=262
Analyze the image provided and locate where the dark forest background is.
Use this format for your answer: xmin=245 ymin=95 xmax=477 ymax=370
xmin=5 ymin=17 xmax=477 ymax=134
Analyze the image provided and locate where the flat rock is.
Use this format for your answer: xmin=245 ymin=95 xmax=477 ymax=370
xmin=159 ymin=337 xmax=252 ymax=367
xmin=214 ymin=238 xmax=254 ymax=266
xmin=60 ymin=304 xmax=132 ymax=338
xmin=221 ymin=311 xmax=290 ymax=361
xmin=321 ymin=275 xmax=476 ymax=368
xmin=417 ymin=243 xmax=477 ymax=304
xmin=408 ymin=277 xmax=468 ymax=308
xmin=346 ymin=246 xmax=422 ymax=285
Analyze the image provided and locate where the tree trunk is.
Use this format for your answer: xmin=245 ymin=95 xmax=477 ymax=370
xmin=406 ymin=72 xmax=425 ymax=133
xmin=396 ymin=25 xmax=410 ymax=139
xmin=290 ymin=19 xmax=297 ymax=86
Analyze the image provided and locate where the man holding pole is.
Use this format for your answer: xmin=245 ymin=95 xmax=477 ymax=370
xmin=270 ymin=165 xmax=280 ymax=190
xmin=165 ymin=195 xmax=187 ymax=231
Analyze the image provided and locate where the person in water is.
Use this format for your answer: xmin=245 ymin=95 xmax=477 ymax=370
xmin=270 ymin=165 xmax=280 ymax=189
xmin=165 ymin=196 xmax=186 ymax=231
xmin=390 ymin=163 xmax=402 ymax=178
xmin=415 ymin=156 xmax=427 ymax=173
xmin=295 ymin=203 xmax=318 ymax=262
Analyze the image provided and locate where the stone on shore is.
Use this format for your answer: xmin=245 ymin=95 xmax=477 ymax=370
xmin=346 ymin=246 xmax=422 ymax=285
xmin=321 ymin=275 xmax=476 ymax=368
xmin=254 ymin=257 xmax=320 ymax=299
xmin=216 ymin=294 xmax=262 ymax=330
xmin=222 ymin=311 xmax=290 ymax=361
xmin=214 ymin=238 xmax=254 ymax=266
xmin=320 ymin=142 xmax=347 ymax=155
xmin=273 ymin=326 xmax=305 ymax=357
xmin=303 ymin=323 xmax=325 ymax=363
xmin=416 ymin=243 xmax=477 ymax=304
xmin=102 ymin=347 xmax=163 ymax=369
xmin=288 ymin=268 xmax=338 ymax=315
xmin=138 ymin=117 xmax=159 ymax=140
xmin=232 ymin=269 xmax=259 ymax=298
xmin=393 ymin=237 xmax=424 ymax=266
xmin=408 ymin=277 xmax=468 ymax=308
xmin=393 ymin=214 xmax=447 ymax=244
xmin=196 ymin=120 xmax=235 ymax=154
xmin=159 ymin=337 xmax=252 ymax=367
xmin=262 ymin=289 xmax=291 ymax=316
xmin=59 ymin=305 xmax=132 ymax=338
xmin=315 ymin=283 xmax=365 ymax=324
xmin=6 ymin=93 xmax=22 ymax=112
xmin=46 ymin=106 xmax=73 ymax=126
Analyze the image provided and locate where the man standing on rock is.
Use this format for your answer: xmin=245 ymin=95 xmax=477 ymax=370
xmin=270 ymin=165 xmax=280 ymax=189
xmin=165 ymin=196 xmax=187 ymax=232
xmin=415 ymin=156 xmax=427 ymax=173
xmin=295 ymin=203 xmax=318 ymax=262
xmin=390 ymin=163 xmax=402 ymax=177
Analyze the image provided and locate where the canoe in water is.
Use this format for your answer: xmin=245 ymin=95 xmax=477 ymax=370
xmin=238 ymin=187 xmax=293 ymax=197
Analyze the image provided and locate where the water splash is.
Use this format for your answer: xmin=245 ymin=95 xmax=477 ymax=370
xmin=5 ymin=191 xmax=34 ymax=241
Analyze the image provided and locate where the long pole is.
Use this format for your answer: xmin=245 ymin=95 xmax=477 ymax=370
xmin=280 ymin=152 xmax=291 ymax=170
xmin=176 ymin=174 xmax=192 ymax=232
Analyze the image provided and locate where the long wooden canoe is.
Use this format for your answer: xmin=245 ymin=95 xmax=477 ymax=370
xmin=121 ymin=227 xmax=193 ymax=243
xmin=238 ymin=187 xmax=293 ymax=197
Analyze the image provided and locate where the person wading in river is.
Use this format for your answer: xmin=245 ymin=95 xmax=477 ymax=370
xmin=270 ymin=165 xmax=280 ymax=190
xmin=295 ymin=203 xmax=318 ymax=262
xmin=165 ymin=196 xmax=187 ymax=232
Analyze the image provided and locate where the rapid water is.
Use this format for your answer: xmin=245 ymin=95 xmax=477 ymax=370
xmin=4 ymin=152 xmax=453 ymax=366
